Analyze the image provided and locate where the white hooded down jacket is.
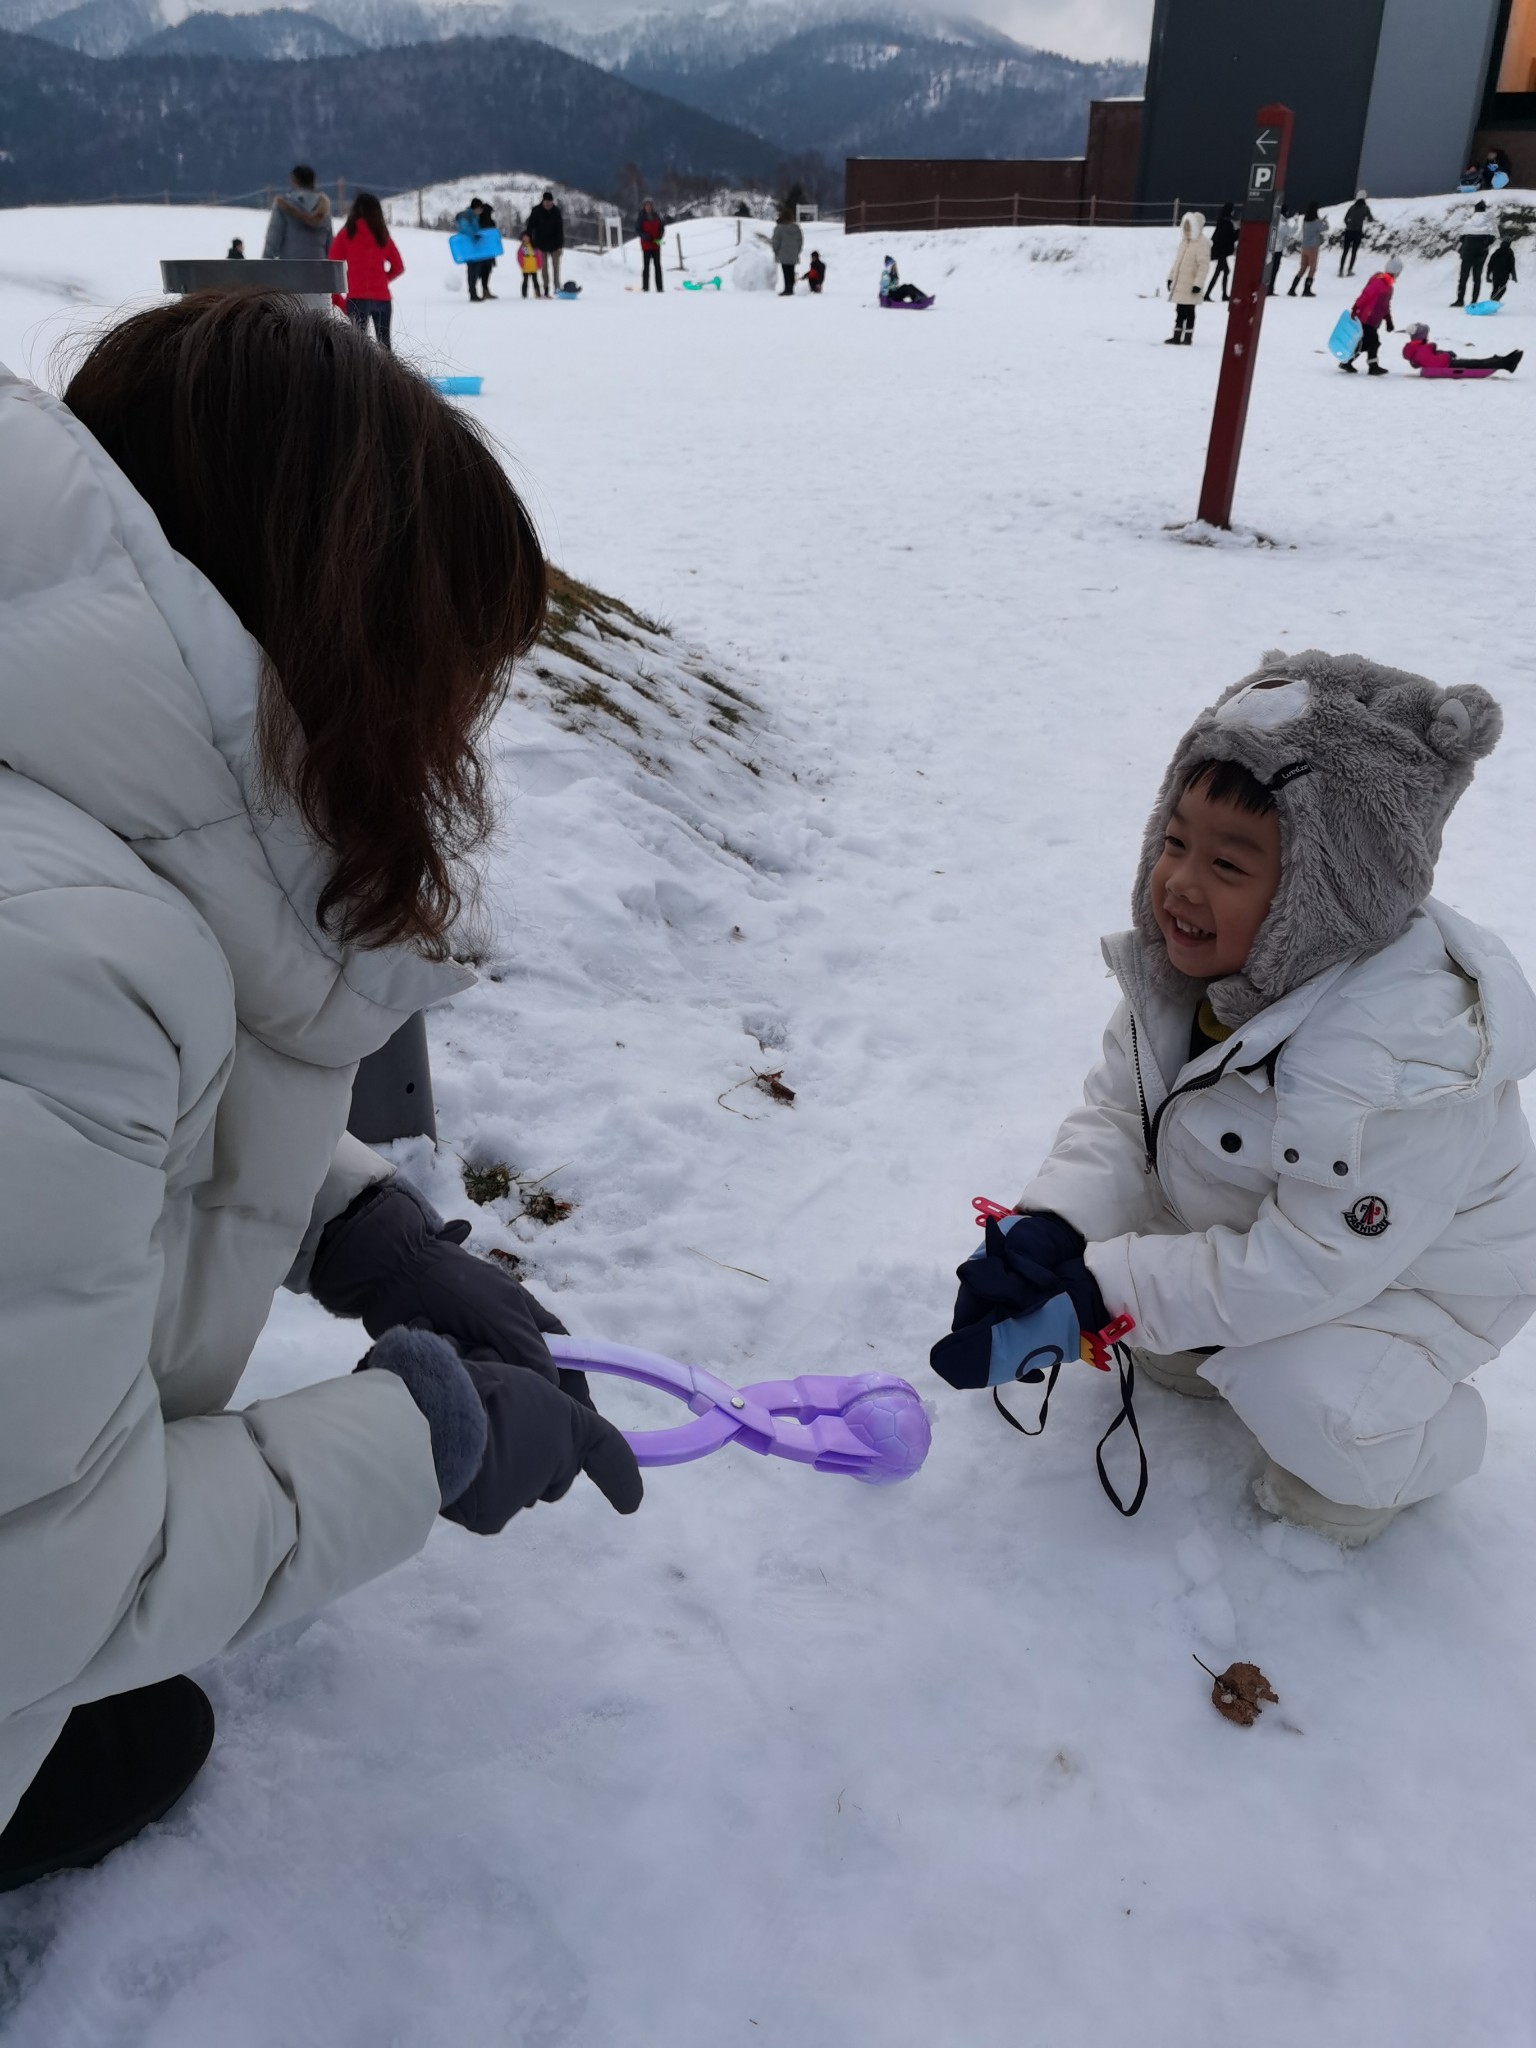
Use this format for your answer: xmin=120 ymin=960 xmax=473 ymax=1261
xmin=1167 ymin=213 xmax=1211 ymax=305
xmin=1020 ymin=904 xmax=1536 ymax=1373
xmin=0 ymin=367 xmax=469 ymax=1826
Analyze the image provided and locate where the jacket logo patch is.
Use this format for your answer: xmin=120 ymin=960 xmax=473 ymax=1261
xmin=1345 ymin=1195 xmax=1390 ymax=1237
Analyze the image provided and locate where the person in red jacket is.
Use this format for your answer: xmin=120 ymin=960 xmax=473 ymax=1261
xmin=329 ymin=193 xmax=405 ymax=351
xmin=1340 ymin=256 xmax=1401 ymax=375
xmin=1401 ymin=323 xmax=1522 ymax=377
xmin=636 ymin=200 xmax=666 ymax=294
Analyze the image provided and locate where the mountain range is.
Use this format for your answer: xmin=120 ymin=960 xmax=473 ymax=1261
xmin=0 ymin=0 xmax=1143 ymax=208
xmin=0 ymin=27 xmax=797 ymax=204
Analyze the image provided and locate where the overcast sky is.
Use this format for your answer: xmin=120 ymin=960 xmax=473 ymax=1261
xmin=966 ymin=0 xmax=1153 ymax=59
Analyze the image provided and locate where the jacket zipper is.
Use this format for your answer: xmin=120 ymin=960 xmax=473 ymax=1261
xmin=1130 ymin=1012 xmax=1247 ymax=1176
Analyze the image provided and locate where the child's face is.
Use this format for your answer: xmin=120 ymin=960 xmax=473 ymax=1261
xmin=1149 ymin=777 xmax=1281 ymax=981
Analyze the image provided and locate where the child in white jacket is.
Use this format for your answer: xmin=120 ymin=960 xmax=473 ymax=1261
xmin=933 ymin=651 xmax=1536 ymax=1543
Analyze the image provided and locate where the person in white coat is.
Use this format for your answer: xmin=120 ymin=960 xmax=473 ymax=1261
xmin=1165 ymin=210 xmax=1211 ymax=344
xmin=934 ymin=650 xmax=1536 ymax=1545
xmin=0 ymin=293 xmax=642 ymax=1890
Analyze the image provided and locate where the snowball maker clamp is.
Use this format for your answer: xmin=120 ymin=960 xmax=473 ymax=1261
xmin=546 ymin=1335 xmax=931 ymax=1486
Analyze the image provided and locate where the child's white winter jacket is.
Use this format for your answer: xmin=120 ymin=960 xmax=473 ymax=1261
xmin=1020 ymin=903 xmax=1536 ymax=1376
xmin=1167 ymin=213 xmax=1212 ymax=305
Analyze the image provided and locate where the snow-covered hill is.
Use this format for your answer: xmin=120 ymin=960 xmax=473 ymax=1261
xmin=0 ymin=193 xmax=1532 ymax=2046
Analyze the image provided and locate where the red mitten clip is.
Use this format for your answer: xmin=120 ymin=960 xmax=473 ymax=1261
xmin=1080 ymin=1314 xmax=1136 ymax=1371
xmin=970 ymin=1196 xmax=1135 ymax=1371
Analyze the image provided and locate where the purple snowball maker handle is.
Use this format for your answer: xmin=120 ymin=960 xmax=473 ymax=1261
xmin=545 ymin=1335 xmax=931 ymax=1486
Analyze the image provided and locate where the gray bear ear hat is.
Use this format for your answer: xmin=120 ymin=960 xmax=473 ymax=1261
xmin=1132 ymin=648 xmax=1503 ymax=1027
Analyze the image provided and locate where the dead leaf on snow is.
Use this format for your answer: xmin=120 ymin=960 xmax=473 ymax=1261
xmin=1195 ymin=1656 xmax=1279 ymax=1727
xmin=753 ymin=1069 xmax=796 ymax=1104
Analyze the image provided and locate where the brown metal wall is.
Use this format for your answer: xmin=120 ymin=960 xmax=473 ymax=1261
xmin=844 ymin=99 xmax=1146 ymax=234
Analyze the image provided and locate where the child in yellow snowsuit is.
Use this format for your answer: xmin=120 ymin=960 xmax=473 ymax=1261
xmin=518 ymin=234 xmax=542 ymax=299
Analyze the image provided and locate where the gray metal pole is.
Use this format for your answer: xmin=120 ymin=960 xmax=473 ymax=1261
xmin=348 ymin=1012 xmax=437 ymax=1144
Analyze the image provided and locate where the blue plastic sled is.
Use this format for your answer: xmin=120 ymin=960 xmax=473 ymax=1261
xmin=1466 ymin=300 xmax=1502 ymax=314
xmin=554 ymin=284 xmax=581 ymax=299
xmin=449 ymin=228 xmax=504 ymax=265
xmin=427 ymin=375 xmax=483 ymax=396
xmin=1328 ymin=311 xmax=1362 ymax=359
xmin=1493 ymin=171 xmax=1510 ymax=188
xmin=681 ymin=276 xmax=721 ymax=291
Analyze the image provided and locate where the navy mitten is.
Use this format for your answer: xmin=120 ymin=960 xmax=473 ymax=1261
xmin=930 ymin=1211 xmax=1109 ymax=1391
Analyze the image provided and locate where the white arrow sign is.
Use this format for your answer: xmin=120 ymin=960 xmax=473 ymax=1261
xmin=1255 ymin=128 xmax=1278 ymax=156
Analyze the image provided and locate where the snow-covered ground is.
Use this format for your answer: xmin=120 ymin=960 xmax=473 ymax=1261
xmin=1 ymin=197 xmax=1535 ymax=2046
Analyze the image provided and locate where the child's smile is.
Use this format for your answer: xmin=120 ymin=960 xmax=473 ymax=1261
xmin=1149 ymin=770 xmax=1282 ymax=980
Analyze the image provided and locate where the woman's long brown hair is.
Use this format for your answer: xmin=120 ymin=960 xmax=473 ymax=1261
xmin=344 ymin=192 xmax=390 ymax=246
xmin=63 ymin=290 xmax=544 ymax=955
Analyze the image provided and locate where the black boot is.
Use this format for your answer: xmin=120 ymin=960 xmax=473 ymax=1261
xmin=1302 ymin=281 xmax=1315 ymax=296
xmin=0 ymin=1677 xmax=214 ymax=1893
xmin=1504 ymin=351 xmax=1524 ymax=373
xmin=1288 ymin=279 xmax=1299 ymax=296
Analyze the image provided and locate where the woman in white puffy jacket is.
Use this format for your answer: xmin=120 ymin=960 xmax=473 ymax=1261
xmin=991 ymin=653 xmax=1536 ymax=1544
xmin=1165 ymin=210 xmax=1211 ymax=344
xmin=0 ymin=294 xmax=641 ymax=1889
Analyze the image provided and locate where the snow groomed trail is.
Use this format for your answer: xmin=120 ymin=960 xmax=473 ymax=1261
xmin=1 ymin=200 xmax=1534 ymax=2046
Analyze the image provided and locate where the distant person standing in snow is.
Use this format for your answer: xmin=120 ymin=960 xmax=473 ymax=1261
xmin=771 ymin=208 xmax=803 ymax=296
xmin=456 ymin=199 xmax=496 ymax=304
xmin=0 ymin=292 xmax=641 ymax=1890
xmin=329 ymin=192 xmax=405 ymax=350
xmin=1203 ymin=203 xmax=1237 ymax=303
xmin=473 ymin=200 xmax=499 ymax=299
xmin=805 ymin=250 xmax=827 ymax=293
xmin=227 ymin=237 xmax=245 ymax=259
xmin=1454 ymin=201 xmax=1498 ymax=306
xmin=526 ymin=191 xmax=564 ymax=297
xmin=637 ymin=200 xmax=666 ymax=293
xmin=1266 ymin=208 xmax=1296 ymax=295
xmin=517 ymin=232 xmax=542 ymax=299
xmin=1341 ymin=255 xmax=1402 ymax=373
xmin=1165 ymin=210 xmax=1210 ymax=344
xmin=262 ymin=164 xmax=332 ymax=262
xmin=1339 ymin=191 xmax=1373 ymax=276
xmin=1488 ymin=227 xmax=1518 ymax=302
xmin=1287 ymin=204 xmax=1324 ymax=297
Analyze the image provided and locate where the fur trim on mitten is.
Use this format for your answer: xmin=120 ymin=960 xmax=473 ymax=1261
xmin=358 ymin=1326 xmax=488 ymax=1507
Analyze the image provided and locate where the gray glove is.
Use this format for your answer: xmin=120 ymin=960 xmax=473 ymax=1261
xmin=360 ymin=1326 xmax=643 ymax=1532
xmin=312 ymin=1177 xmax=595 ymax=1409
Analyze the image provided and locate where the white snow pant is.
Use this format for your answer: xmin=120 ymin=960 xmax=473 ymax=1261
xmin=1191 ymin=1321 xmax=1489 ymax=1510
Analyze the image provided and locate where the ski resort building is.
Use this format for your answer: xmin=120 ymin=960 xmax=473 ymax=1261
xmin=1136 ymin=0 xmax=1536 ymax=208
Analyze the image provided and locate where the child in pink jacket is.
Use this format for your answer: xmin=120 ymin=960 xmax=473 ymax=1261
xmin=1402 ymin=323 xmax=1522 ymax=377
xmin=1340 ymin=257 xmax=1402 ymax=374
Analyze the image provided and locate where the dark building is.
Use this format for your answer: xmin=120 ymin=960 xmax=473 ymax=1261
xmin=845 ymin=98 xmax=1143 ymax=233
xmin=1137 ymin=0 xmax=1536 ymax=209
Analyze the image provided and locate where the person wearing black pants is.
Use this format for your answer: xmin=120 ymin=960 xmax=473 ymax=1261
xmin=1454 ymin=202 xmax=1497 ymax=306
xmin=1204 ymin=204 xmax=1237 ymax=303
xmin=637 ymin=200 xmax=665 ymax=294
xmin=347 ymin=299 xmax=393 ymax=350
xmin=1339 ymin=191 xmax=1373 ymax=276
